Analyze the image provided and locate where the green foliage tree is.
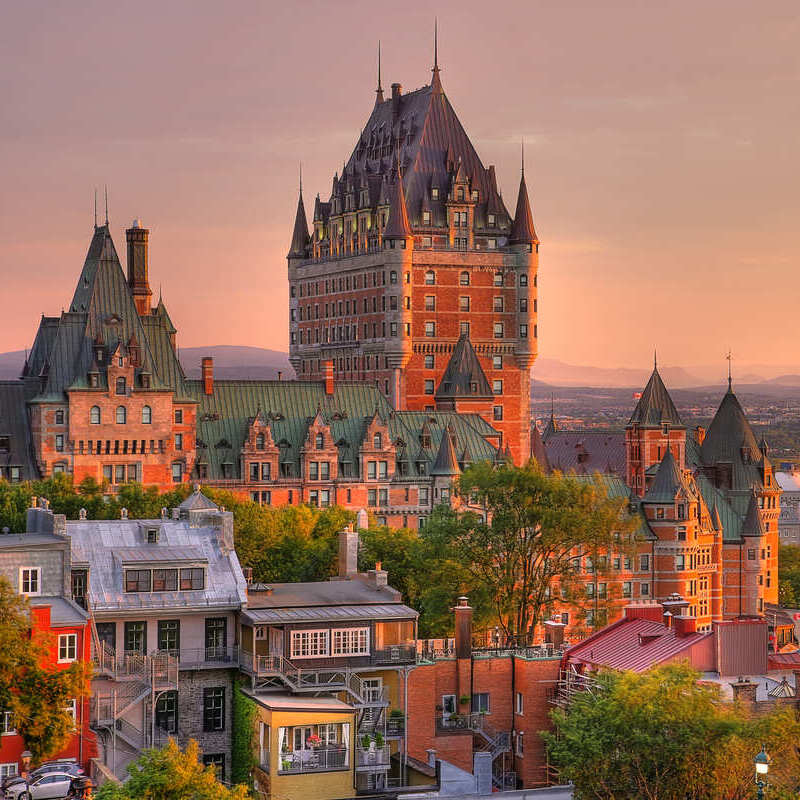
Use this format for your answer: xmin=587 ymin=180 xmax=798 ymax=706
xmin=452 ymin=462 xmax=634 ymax=639
xmin=0 ymin=576 xmax=88 ymax=763
xmin=95 ymin=739 xmax=250 ymax=800
xmin=779 ymin=544 xmax=800 ymax=607
xmin=545 ymin=662 xmax=800 ymax=800
xmin=230 ymin=682 xmax=258 ymax=785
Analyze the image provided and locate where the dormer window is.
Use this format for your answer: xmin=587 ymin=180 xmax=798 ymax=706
xmin=118 ymin=357 xmax=124 ymax=367
xmin=256 ymin=433 xmax=265 ymax=450
xmin=315 ymin=433 xmax=324 ymax=450
xmin=147 ymin=528 xmax=159 ymax=544
xmin=457 ymin=188 xmax=464 ymax=201
xmin=471 ymin=190 xmax=479 ymax=202
xmin=373 ymin=433 xmax=382 ymax=449
xmin=116 ymin=377 xmax=127 ymax=395
xmin=488 ymin=213 xmax=496 ymax=226
xmin=423 ymin=211 xmax=431 ymax=225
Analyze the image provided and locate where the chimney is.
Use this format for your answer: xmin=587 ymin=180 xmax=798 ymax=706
xmin=323 ymin=360 xmax=335 ymax=395
xmin=695 ymin=426 xmax=706 ymax=446
xmin=278 ymin=371 xmax=283 ymax=381
xmin=426 ymin=748 xmax=437 ymax=769
xmin=391 ymin=83 xmax=402 ymax=119
xmin=338 ymin=527 xmax=359 ymax=578
xmin=730 ymin=677 xmax=757 ymax=705
xmin=453 ymin=596 xmax=473 ymax=660
xmin=662 ymin=593 xmax=690 ymax=619
xmin=544 ymin=617 xmax=566 ymax=648
xmin=663 ymin=610 xmax=673 ymax=629
xmin=126 ymin=220 xmax=152 ymax=316
xmin=367 ymin=561 xmax=388 ymax=588
xmin=673 ymin=615 xmax=697 ymax=637
xmin=243 ymin=567 xmax=253 ymax=584
xmin=202 ymin=357 xmax=214 ymax=396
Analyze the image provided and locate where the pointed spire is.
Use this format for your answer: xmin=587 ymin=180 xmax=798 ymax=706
xmin=431 ymin=18 xmax=443 ymax=94
xmin=654 ymin=348 xmax=658 ymax=370
xmin=94 ymin=188 xmax=98 ymax=230
xmin=288 ymin=169 xmax=311 ymax=258
xmin=509 ymin=148 xmax=538 ymax=246
xmin=629 ymin=362 xmax=683 ymax=426
xmin=383 ymin=173 xmax=412 ymax=239
xmin=375 ymin=41 xmax=384 ymax=104
xmin=726 ymin=349 xmax=733 ymax=391
xmin=431 ymin=429 xmax=460 ymax=476
xmin=104 ymin=185 xmax=109 ymax=226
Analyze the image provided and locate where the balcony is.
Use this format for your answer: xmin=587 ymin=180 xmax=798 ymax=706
xmin=386 ymin=716 xmax=405 ymax=737
xmin=159 ymin=646 xmax=238 ymax=670
xmin=355 ymin=745 xmax=391 ymax=771
xmin=275 ymin=747 xmax=349 ymax=774
xmin=372 ymin=645 xmax=416 ymax=665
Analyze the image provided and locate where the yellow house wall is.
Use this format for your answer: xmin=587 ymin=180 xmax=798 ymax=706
xmin=254 ymin=706 xmax=356 ymax=800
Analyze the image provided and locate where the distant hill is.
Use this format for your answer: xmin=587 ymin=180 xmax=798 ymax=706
xmin=0 ymin=346 xmax=294 ymax=382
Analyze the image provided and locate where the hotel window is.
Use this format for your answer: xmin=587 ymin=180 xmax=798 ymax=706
xmin=58 ymin=633 xmax=77 ymax=663
xmin=116 ymin=406 xmax=127 ymax=424
xmin=20 ymin=567 xmax=40 ymax=596
xmin=641 ymin=582 xmax=650 ymax=596
xmin=516 ymin=731 xmax=524 ymax=756
xmin=460 ymin=322 xmax=470 ymax=336
xmin=378 ymin=461 xmax=387 ymax=479
xmin=493 ymin=380 xmax=503 ymax=395
xmin=424 ymin=355 xmax=435 ymax=369
xmin=425 ymin=295 xmax=436 ymax=311
xmin=515 ymin=692 xmax=523 ymax=715
xmin=125 ymin=570 xmax=152 ymax=592
xmin=422 ymin=211 xmax=431 ymax=225
xmin=425 ymin=322 xmax=436 ymax=337
xmin=158 ymin=620 xmax=180 ymax=653
xmin=459 ymin=296 xmax=470 ymax=312
xmin=155 ymin=691 xmax=178 ymax=734
xmin=315 ymin=433 xmax=324 ymax=450
xmin=431 ymin=187 xmax=439 ymax=199
xmin=425 ymin=270 xmax=436 ymax=285
xmin=424 ymin=380 xmax=435 ymax=395
xmin=291 ymin=629 xmax=329 ymax=658
xmin=622 ymin=581 xmax=632 ymax=598
xmin=55 ymin=434 xmax=64 ymax=452
xmin=367 ymin=461 xmax=376 ymax=480
xmin=172 ymin=462 xmax=183 ymax=483
xmin=203 ymin=687 xmax=226 ymax=732
xmin=493 ymin=406 xmax=503 ymax=421
xmin=175 ymin=433 xmax=183 ymax=451
xmin=487 ymin=238 xmax=497 ymax=249
xmin=520 ymin=298 xmax=528 ymax=312
xmin=492 ymin=355 xmax=502 ymax=370
xmin=379 ymin=488 xmax=388 ymax=505
xmin=493 ymin=296 xmax=504 ymax=312
xmin=320 ymin=462 xmax=330 ymax=480
xmin=520 ymin=324 xmax=529 ymax=338
xmin=368 ymin=489 xmax=377 ymax=506
xmin=116 ymin=377 xmax=126 ymax=395
xmin=55 ymin=409 xmax=64 ymax=425
xmin=675 ymin=554 xmax=686 ymax=570
xmin=261 ymin=463 xmax=271 ymax=480
xmin=142 ymin=405 xmax=152 ymax=424
xmin=309 ymin=462 xmax=319 ymax=480
xmin=419 ymin=487 xmax=429 ymax=505
xmin=90 ymin=406 xmax=101 ymax=424
xmin=640 ymin=554 xmax=650 ymax=571
xmin=494 ymin=323 xmax=504 ymax=339
xmin=203 ymin=754 xmax=225 ymax=781
xmin=493 ymin=272 xmax=503 ymax=286
xmin=152 ymin=569 xmax=178 ymax=592
xmin=332 ymin=627 xmax=369 ymax=656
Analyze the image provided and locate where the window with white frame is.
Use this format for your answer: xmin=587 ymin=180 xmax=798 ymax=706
xmin=65 ymin=699 xmax=77 ymax=729
xmin=1 ymin=711 xmax=15 ymax=735
xmin=515 ymin=692 xmax=524 ymax=715
xmin=291 ymin=630 xmax=329 ymax=658
xmin=58 ymin=633 xmax=78 ymax=663
xmin=516 ymin=731 xmax=524 ymax=756
xmin=0 ymin=764 xmax=18 ymax=779
xmin=20 ymin=567 xmax=41 ymax=595
xmin=332 ymin=628 xmax=370 ymax=656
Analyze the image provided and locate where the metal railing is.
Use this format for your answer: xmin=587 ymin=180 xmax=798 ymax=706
xmin=372 ymin=645 xmax=416 ymax=664
xmin=355 ymin=745 xmax=391 ymax=768
xmin=386 ymin=717 xmax=405 ymax=737
xmin=278 ymin=747 xmax=349 ymax=773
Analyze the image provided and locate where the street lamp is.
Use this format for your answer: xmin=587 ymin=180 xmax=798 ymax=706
xmin=754 ymin=746 xmax=770 ymax=799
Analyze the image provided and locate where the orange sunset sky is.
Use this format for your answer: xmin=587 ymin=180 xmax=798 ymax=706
xmin=0 ymin=0 xmax=798 ymax=372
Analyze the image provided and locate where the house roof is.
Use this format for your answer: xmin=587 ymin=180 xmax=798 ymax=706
xmin=542 ymin=429 xmax=626 ymax=476
xmin=0 ymin=382 xmax=40 ymax=480
xmin=565 ymin=615 xmax=710 ymax=672
xmin=64 ymin=518 xmax=246 ymax=613
xmin=431 ymin=429 xmax=460 ymax=476
xmin=643 ymin=449 xmax=694 ymax=504
xmin=434 ymin=334 xmax=493 ymax=400
xmin=248 ymin=693 xmax=354 ymax=713
xmin=246 ymin=577 xmax=403 ymax=609
xmin=29 ymin=596 xmax=89 ymax=627
xmin=241 ymin=603 xmax=418 ymax=626
xmin=509 ymin=171 xmax=538 ymax=245
xmin=629 ymin=366 xmax=683 ymax=427
xmin=288 ymin=189 xmax=311 ymax=257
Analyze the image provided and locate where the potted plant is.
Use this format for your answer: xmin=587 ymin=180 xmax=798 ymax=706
xmin=375 ymin=732 xmax=384 ymax=748
xmin=459 ymin=695 xmax=471 ymax=706
xmin=361 ymin=734 xmax=371 ymax=750
xmin=306 ymin=734 xmax=322 ymax=749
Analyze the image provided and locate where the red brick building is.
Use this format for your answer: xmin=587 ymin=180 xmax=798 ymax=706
xmin=0 ymin=506 xmax=96 ymax=778
xmin=287 ymin=53 xmax=539 ymax=464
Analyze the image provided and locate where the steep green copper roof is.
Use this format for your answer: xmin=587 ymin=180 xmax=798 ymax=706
xmin=435 ymin=334 xmax=492 ymax=400
xmin=643 ymin=449 xmax=693 ymax=504
xmin=431 ymin=430 xmax=460 ymax=476
xmin=573 ymin=473 xmax=655 ymax=541
xmin=629 ymin=367 xmax=683 ymax=427
xmin=740 ymin=492 xmax=766 ymax=538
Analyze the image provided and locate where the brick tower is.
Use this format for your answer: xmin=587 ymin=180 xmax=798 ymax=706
xmin=287 ymin=49 xmax=539 ymax=463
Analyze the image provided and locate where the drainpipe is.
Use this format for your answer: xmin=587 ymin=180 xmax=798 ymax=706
xmin=510 ymin=653 xmax=517 ymax=783
xmin=739 ymin=542 xmax=743 ymax=617
xmin=403 ymin=665 xmax=409 ymax=780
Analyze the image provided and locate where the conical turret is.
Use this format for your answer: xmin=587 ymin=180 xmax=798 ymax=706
xmin=509 ymin=154 xmax=538 ymax=246
xmin=288 ymin=182 xmax=311 ymax=259
xmin=383 ymin=175 xmax=412 ymax=241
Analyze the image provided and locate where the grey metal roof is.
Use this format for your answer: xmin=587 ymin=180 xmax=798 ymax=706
xmin=0 ymin=533 xmax=67 ymax=548
xmin=248 ymin=578 xmax=402 ymax=609
xmin=542 ymin=429 xmax=626 ymax=476
xmin=0 ymin=382 xmax=39 ymax=479
xmin=29 ymin=596 xmax=89 ymax=626
xmin=178 ymin=486 xmax=219 ymax=512
xmin=435 ymin=334 xmax=493 ymax=400
xmin=112 ymin=546 xmax=206 ymax=564
xmin=642 ymin=449 xmax=695 ymax=504
xmin=64 ymin=518 xmax=246 ymax=613
xmin=242 ymin=603 xmax=417 ymax=626
xmin=629 ymin=367 xmax=683 ymax=427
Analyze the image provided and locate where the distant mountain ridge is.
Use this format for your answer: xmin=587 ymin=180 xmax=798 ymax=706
xmin=2 ymin=346 xmax=799 ymax=389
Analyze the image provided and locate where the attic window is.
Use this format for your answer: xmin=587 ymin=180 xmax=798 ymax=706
xmin=470 ymin=382 xmax=478 ymax=393
xmin=147 ymin=528 xmax=159 ymax=544
xmin=0 ymin=437 xmax=9 ymax=453
xmin=431 ymin=187 xmax=439 ymax=200
xmin=471 ymin=190 xmax=479 ymax=202
xmin=488 ymin=213 xmax=496 ymax=226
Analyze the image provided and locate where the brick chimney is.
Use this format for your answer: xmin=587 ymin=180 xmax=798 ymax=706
xmin=695 ymin=426 xmax=706 ymax=446
xmin=338 ymin=526 xmax=358 ymax=578
xmin=126 ymin=220 xmax=152 ymax=316
xmin=453 ymin=596 xmax=473 ymax=660
xmin=544 ymin=616 xmax=566 ymax=648
xmin=391 ymin=82 xmax=403 ymax=115
xmin=367 ymin=561 xmax=388 ymax=588
xmin=323 ymin=360 xmax=335 ymax=395
xmin=673 ymin=615 xmax=697 ymax=637
xmin=202 ymin=357 xmax=214 ymax=396
xmin=730 ymin=677 xmax=757 ymax=705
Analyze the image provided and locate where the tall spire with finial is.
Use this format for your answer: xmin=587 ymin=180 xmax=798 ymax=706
xmin=431 ymin=18 xmax=443 ymax=94
xmin=94 ymin=188 xmax=98 ymax=229
xmin=654 ymin=348 xmax=658 ymax=370
xmin=375 ymin=40 xmax=384 ymax=104
xmin=726 ymin=349 xmax=732 ymax=391
xmin=509 ymin=142 xmax=538 ymax=245
xmin=288 ymin=164 xmax=310 ymax=259
xmin=104 ymin=185 xmax=109 ymax=226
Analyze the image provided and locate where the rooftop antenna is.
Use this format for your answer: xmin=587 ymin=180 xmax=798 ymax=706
xmin=104 ymin=185 xmax=109 ymax=226
xmin=726 ymin=349 xmax=732 ymax=390
xmin=376 ymin=40 xmax=384 ymax=103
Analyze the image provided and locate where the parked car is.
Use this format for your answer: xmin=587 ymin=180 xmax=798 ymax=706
xmin=4 ymin=772 xmax=75 ymax=799
xmin=29 ymin=764 xmax=83 ymax=781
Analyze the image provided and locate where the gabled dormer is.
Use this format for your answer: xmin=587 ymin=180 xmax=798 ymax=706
xmin=360 ymin=408 xmax=395 ymax=482
xmin=106 ymin=341 xmax=134 ymax=398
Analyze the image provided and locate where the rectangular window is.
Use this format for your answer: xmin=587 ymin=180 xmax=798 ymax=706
xmin=378 ymin=461 xmax=387 ymax=479
xmin=622 ymin=581 xmax=632 ymax=598
xmin=368 ymin=489 xmax=377 ymax=506
xmin=425 ymin=295 xmax=436 ymax=311
xmin=58 ymin=633 xmax=77 ymax=663
xmin=332 ymin=627 xmax=370 ymax=656
xmin=367 ymin=461 xmax=376 ymax=480
xmin=261 ymin=462 xmax=271 ymax=481
xmin=155 ymin=690 xmax=178 ymax=734
xmin=203 ymin=754 xmax=225 ymax=781
xmin=459 ymin=296 xmax=470 ymax=312
xmin=419 ymin=487 xmax=429 ymax=505
xmin=180 ymin=567 xmax=205 ymax=590
xmin=641 ymin=582 xmax=650 ymax=596
xmin=171 ymin=462 xmax=183 ymax=483
xmin=309 ymin=462 xmax=319 ymax=480
xmin=424 ymin=380 xmax=435 ymax=395
xmin=493 ymin=406 xmax=503 ymax=421
xmin=250 ymin=462 xmax=260 ymax=481
xmin=0 ymin=764 xmax=18 ymax=779
xmin=515 ymin=692 xmax=523 ymax=715
xmin=320 ymin=462 xmax=330 ymax=480
xmin=20 ymin=567 xmax=41 ymax=595
xmin=175 ymin=433 xmax=183 ymax=451
xmin=379 ymin=488 xmax=388 ymax=506
xmin=493 ymin=297 xmax=504 ymax=312
xmin=158 ymin=620 xmax=180 ymax=653
xmin=516 ymin=731 xmax=524 ymax=756
xmin=290 ymin=630 xmax=329 ymax=658
xmin=519 ymin=324 xmax=529 ymax=338
xmin=424 ymin=355 xmax=434 ymax=369
xmin=55 ymin=434 xmax=64 ymax=452
xmin=425 ymin=321 xmax=436 ymax=337
xmin=203 ymin=687 xmax=226 ymax=732
xmin=174 ymin=409 xmax=183 ymax=424
xmin=152 ymin=569 xmax=178 ymax=592
xmin=125 ymin=569 xmax=151 ymax=592
xmin=471 ymin=693 xmax=490 ymax=713
xmin=460 ymin=321 xmax=470 ymax=336
xmin=675 ymin=554 xmax=686 ymax=570
xmin=640 ymin=554 xmax=650 ymax=572
xmin=124 ymin=621 xmax=147 ymax=654
xmin=493 ymin=380 xmax=503 ymax=395
xmin=494 ymin=323 xmax=504 ymax=339
xmin=1 ymin=711 xmax=15 ymax=735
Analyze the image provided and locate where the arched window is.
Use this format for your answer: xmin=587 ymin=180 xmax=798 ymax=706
xmin=142 ymin=405 xmax=152 ymax=424
xmin=115 ymin=377 xmax=126 ymax=396
xmin=116 ymin=406 xmax=127 ymax=425
xmin=424 ymin=271 xmax=435 ymax=285
xmin=315 ymin=433 xmax=324 ymax=450
xmin=373 ymin=433 xmax=382 ymax=450
xmin=459 ymin=271 xmax=470 ymax=286
xmin=256 ymin=433 xmax=265 ymax=450
xmin=90 ymin=406 xmax=101 ymax=425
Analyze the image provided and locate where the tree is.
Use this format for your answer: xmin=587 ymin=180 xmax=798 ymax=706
xmin=95 ymin=739 xmax=250 ymax=800
xmin=452 ymin=462 xmax=634 ymax=639
xmin=0 ymin=576 xmax=88 ymax=763
xmin=545 ymin=662 xmax=800 ymax=800
xmin=779 ymin=544 xmax=800 ymax=607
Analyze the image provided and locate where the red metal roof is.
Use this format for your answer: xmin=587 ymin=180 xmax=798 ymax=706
xmin=768 ymin=651 xmax=800 ymax=671
xmin=565 ymin=617 xmax=711 ymax=673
